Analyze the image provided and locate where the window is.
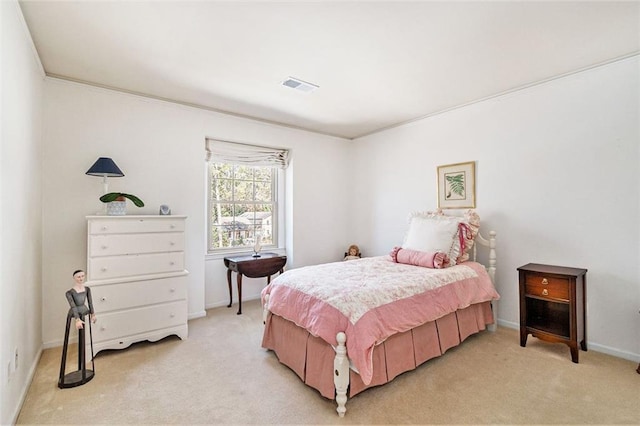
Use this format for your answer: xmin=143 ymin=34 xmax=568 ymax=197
xmin=206 ymin=139 xmax=288 ymax=253
xmin=208 ymin=163 xmax=276 ymax=250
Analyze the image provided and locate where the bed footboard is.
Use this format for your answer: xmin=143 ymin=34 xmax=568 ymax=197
xmin=263 ymin=295 xmax=351 ymax=416
xmin=334 ymin=332 xmax=349 ymax=417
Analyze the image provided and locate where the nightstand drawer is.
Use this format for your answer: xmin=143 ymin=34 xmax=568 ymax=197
xmin=524 ymin=273 xmax=569 ymax=300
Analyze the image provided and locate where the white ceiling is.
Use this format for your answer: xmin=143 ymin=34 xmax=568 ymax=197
xmin=19 ymin=1 xmax=640 ymax=139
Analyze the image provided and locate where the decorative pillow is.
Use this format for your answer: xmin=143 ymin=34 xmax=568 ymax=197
xmin=456 ymin=210 xmax=480 ymax=264
xmin=389 ymin=246 xmax=449 ymax=269
xmin=402 ymin=209 xmax=480 ymax=266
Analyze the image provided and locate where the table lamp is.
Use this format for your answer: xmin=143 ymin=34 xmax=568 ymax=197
xmin=85 ymin=157 xmax=124 ymax=194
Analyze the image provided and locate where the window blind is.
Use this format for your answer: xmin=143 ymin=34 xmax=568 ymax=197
xmin=205 ymin=138 xmax=290 ymax=169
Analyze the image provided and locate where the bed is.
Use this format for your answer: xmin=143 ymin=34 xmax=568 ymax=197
xmin=261 ymin=210 xmax=499 ymax=416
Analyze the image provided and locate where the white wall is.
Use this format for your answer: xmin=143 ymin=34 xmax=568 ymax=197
xmin=41 ymin=78 xmax=351 ymax=347
xmin=205 ymin=136 xmax=353 ymax=309
xmin=1 ymin=1 xmax=45 ymax=423
xmin=351 ymin=56 xmax=640 ymax=361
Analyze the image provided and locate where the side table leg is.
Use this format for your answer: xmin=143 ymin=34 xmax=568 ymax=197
xmin=226 ymin=269 xmax=232 ymax=308
xmin=237 ymin=273 xmax=243 ymax=315
xmin=569 ymin=344 xmax=579 ymax=363
xmin=519 ymin=327 xmax=528 ymax=347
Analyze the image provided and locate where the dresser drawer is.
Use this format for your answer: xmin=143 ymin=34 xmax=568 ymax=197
xmin=523 ymin=273 xmax=569 ymax=301
xmin=90 ymin=275 xmax=187 ymax=313
xmin=89 ymin=252 xmax=184 ymax=280
xmin=92 ymin=300 xmax=187 ymax=343
xmin=89 ymin=217 xmax=185 ymax=235
xmin=89 ymin=232 xmax=185 ymax=257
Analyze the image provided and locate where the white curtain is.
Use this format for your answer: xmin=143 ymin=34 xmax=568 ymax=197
xmin=205 ymin=138 xmax=290 ymax=169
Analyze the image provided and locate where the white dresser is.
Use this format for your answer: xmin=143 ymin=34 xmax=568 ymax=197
xmin=86 ymin=215 xmax=188 ymax=357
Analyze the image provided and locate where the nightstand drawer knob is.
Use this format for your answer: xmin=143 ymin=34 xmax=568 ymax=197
xmin=542 ymin=289 xmax=549 ymax=296
xmin=541 ymin=278 xmax=548 ymax=285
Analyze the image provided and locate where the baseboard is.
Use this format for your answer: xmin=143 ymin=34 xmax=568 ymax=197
xmin=188 ymin=310 xmax=207 ymax=320
xmin=497 ymin=319 xmax=640 ymax=363
xmin=10 ymin=346 xmax=43 ymax=425
xmin=497 ymin=318 xmax=519 ymax=330
xmin=588 ymin=342 xmax=640 ymax=363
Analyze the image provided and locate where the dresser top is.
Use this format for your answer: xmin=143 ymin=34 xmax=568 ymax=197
xmin=518 ymin=263 xmax=587 ymax=276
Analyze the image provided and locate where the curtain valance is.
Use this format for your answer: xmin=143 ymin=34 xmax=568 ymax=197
xmin=205 ymin=138 xmax=289 ymax=169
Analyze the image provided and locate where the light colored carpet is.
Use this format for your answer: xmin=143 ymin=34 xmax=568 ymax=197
xmin=18 ymin=299 xmax=640 ymax=424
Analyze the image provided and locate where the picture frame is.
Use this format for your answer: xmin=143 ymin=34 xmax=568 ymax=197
xmin=437 ymin=161 xmax=476 ymax=209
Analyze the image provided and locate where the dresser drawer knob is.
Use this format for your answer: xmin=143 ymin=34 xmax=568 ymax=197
xmin=101 ymin=245 xmax=108 ymax=250
xmin=170 ymin=261 xmax=175 ymax=265
xmin=170 ymin=313 xmax=175 ymax=318
xmin=101 ymin=297 xmax=107 ymax=302
xmin=101 ymin=226 xmax=108 ymax=231
xmin=542 ymin=289 xmax=549 ymax=296
xmin=101 ymin=267 xmax=108 ymax=272
xmin=541 ymin=278 xmax=548 ymax=285
xmin=170 ymin=224 xmax=176 ymax=229
xmin=170 ymin=288 xmax=175 ymax=293
xmin=169 ymin=241 xmax=175 ymax=246
xmin=100 ymin=326 xmax=106 ymax=331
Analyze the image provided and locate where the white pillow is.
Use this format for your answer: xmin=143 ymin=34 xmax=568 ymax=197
xmin=402 ymin=213 xmax=461 ymax=265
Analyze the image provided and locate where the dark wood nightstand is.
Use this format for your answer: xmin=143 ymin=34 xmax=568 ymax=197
xmin=224 ymin=253 xmax=286 ymax=315
xmin=518 ymin=263 xmax=587 ymax=363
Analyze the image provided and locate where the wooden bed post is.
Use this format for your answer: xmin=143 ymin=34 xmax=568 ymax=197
xmin=486 ymin=231 xmax=497 ymax=331
xmin=334 ymin=332 xmax=349 ymax=417
xmin=487 ymin=230 xmax=497 ymax=282
xmin=262 ymin=294 xmax=270 ymax=324
xmin=475 ymin=230 xmax=497 ymax=331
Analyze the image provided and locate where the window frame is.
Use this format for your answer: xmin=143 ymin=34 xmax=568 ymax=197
xmin=206 ymin=162 xmax=283 ymax=255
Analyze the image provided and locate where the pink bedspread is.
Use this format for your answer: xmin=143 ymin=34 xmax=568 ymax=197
xmin=261 ymin=256 xmax=499 ymax=385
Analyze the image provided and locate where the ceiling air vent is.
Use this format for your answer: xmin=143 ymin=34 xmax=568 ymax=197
xmin=282 ymin=77 xmax=319 ymax=93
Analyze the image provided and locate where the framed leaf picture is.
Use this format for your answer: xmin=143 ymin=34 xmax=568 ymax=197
xmin=437 ymin=161 xmax=476 ymax=209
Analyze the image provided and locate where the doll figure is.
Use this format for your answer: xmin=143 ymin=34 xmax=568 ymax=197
xmin=344 ymin=244 xmax=361 ymax=261
xmin=65 ymin=269 xmax=96 ymax=330
xmin=59 ymin=269 xmax=97 ymax=388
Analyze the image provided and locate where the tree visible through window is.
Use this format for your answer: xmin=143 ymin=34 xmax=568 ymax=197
xmin=208 ymin=162 xmax=276 ymax=251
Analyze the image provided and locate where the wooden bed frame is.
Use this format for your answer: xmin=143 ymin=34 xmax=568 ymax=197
xmin=263 ymin=230 xmax=497 ymax=417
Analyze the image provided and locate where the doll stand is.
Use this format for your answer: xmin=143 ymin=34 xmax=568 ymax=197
xmin=58 ymin=311 xmax=95 ymax=388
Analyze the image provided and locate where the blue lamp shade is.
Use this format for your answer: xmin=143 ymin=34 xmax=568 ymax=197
xmin=85 ymin=157 xmax=125 ymax=177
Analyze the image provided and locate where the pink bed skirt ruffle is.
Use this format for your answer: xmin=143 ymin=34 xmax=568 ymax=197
xmin=262 ymin=301 xmax=494 ymax=399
